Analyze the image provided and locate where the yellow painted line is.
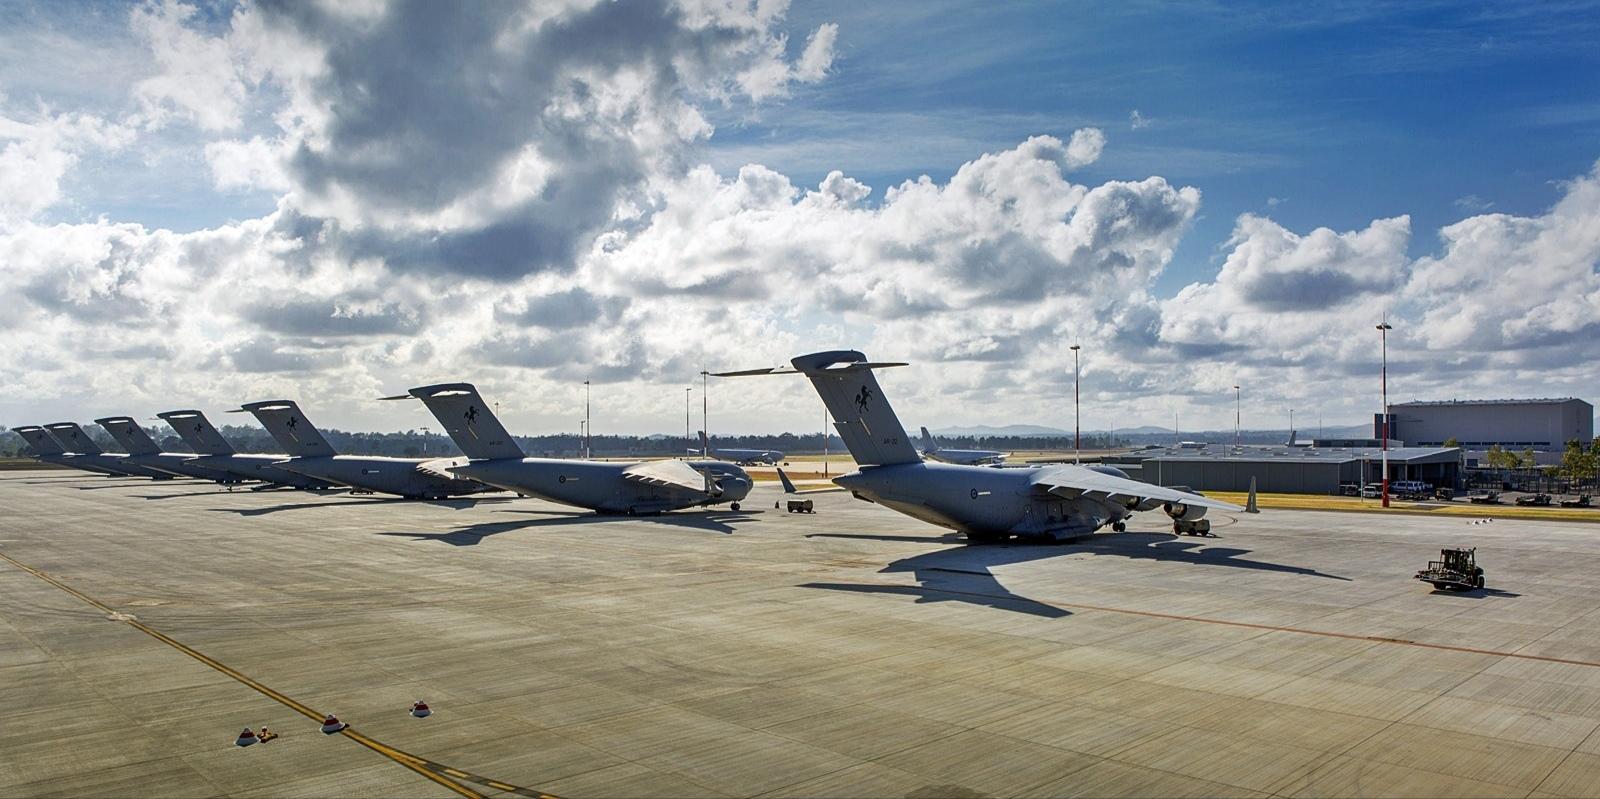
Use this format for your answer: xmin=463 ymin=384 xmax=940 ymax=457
xmin=1206 ymin=491 xmax=1600 ymax=522
xmin=0 ymin=551 xmax=560 ymax=799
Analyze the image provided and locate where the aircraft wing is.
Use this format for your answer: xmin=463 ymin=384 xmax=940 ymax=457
xmin=416 ymin=457 xmax=469 ymax=480
xmin=1035 ymin=465 xmax=1244 ymax=512
xmin=622 ymin=459 xmax=716 ymax=494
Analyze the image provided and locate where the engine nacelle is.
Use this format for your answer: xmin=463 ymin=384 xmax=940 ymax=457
xmin=1163 ymin=502 xmax=1207 ymax=522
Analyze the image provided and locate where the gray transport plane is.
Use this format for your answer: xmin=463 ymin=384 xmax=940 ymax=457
xmin=700 ymin=434 xmax=785 ymax=466
xmin=95 ymin=416 xmax=244 ymax=484
xmin=383 ymin=383 xmax=753 ymax=513
xmin=918 ymin=426 xmax=1007 ymax=466
xmin=155 ymin=409 xmax=336 ymax=490
xmin=42 ymin=422 xmax=175 ymax=479
xmin=13 ymin=425 xmax=125 ymax=475
xmin=235 ymin=399 xmax=495 ymax=499
xmin=716 ymin=350 xmax=1240 ymax=542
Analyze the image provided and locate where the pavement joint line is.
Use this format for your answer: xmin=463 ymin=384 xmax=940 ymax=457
xmin=842 ymin=576 xmax=1600 ymax=670
xmin=0 ymin=549 xmax=559 ymax=799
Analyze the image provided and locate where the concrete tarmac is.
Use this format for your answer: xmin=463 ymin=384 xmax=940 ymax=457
xmin=3 ymin=470 xmax=1600 ymax=797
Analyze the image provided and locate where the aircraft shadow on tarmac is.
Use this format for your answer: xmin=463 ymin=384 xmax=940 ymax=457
xmin=802 ymin=531 xmax=1349 ymax=618
xmin=211 ymin=496 xmax=514 ymax=516
xmin=379 ymin=508 xmax=761 ymax=546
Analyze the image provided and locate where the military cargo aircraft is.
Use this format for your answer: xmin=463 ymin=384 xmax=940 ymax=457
xmin=42 ymin=422 xmax=176 ymax=479
xmin=918 ymin=426 xmax=1007 ymax=466
xmin=699 ymin=434 xmax=784 ymax=466
xmin=716 ymin=351 xmax=1240 ymax=542
xmin=235 ymin=399 xmax=495 ymax=500
xmin=95 ymin=416 xmax=244 ymax=484
xmin=155 ymin=410 xmax=336 ymax=490
xmin=14 ymin=425 xmax=129 ymax=476
xmin=383 ymin=383 xmax=752 ymax=514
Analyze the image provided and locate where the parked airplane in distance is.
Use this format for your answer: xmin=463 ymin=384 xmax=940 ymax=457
xmin=235 ymin=399 xmax=495 ymax=500
xmin=13 ymin=425 xmax=128 ymax=476
xmin=42 ymin=422 xmax=176 ymax=479
xmin=918 ymin=426 xmax=1006 ymax=465
xmin=383 ymin=383 xmax=752 ymax=514
xmin=96 ymin=416 xmax=244 ymax=484
xmin=156 ymin=410 xmax=337 ymax=490
xmin=716 ymin=351 xmax=1240 ymax=542
xmin=697 ymin=432 xmax=784 ymax=465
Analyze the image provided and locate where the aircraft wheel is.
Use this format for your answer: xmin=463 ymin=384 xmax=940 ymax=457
xmin=730 ymin=502 xmax=741 ymax=511
xmin=1112 ymin=522 xmax=1126 ymax=532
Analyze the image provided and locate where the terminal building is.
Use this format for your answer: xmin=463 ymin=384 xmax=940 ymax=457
xmin=1103 ymin=444 xmax=1462 ymax=495
xmin=1381 ymin=398 xmax=1593 ymax=449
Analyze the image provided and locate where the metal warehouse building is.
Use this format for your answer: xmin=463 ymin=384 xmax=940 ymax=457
xmin=1384 ymin=398 xmax=1593 ymax=449
xmin=1102 ymin=444 xmax=1462 ymax=495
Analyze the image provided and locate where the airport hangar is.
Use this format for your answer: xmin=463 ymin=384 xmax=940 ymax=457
xmin=1102 ymin=443 xmax=1463 ymax=494
xmin=1381 ymin=397 xmax=1594 ymax=448
xmin=1380 ymin=397 xmax=1595 ymax=468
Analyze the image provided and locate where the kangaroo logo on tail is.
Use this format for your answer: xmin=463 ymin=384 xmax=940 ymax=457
xmin=286 ymin=416 xmax=298 ymax=430
xmin=855 ymin=386 xmax=873 ymax=413
xmin=464 ymin=405 xmax=479 ymax=424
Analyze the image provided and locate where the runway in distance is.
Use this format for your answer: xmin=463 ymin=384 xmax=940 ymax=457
xmin=716 ymin=350 xmax=1241 ymax=542
xmin=918 ymin=426 xmax=1007 ymax=465
xmin=383 ymin=383 xmax=753 ymax=514
xmin=156 ymin=409 xmax=337 ymax=490
xmin=96 ymin=416 xmax=243 ymax=483
xmin=236 ymin=400 xmax=496 ymax=500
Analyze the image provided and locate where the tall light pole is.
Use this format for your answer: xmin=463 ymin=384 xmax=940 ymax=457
xmin=1070 ymin=344 xmax=1081 ymax=464
xmin=1289 ymin=407 xmax=1295 ymax=442
xmin=583 ymin=380 xmax=591 ymax=459
xmin=1233 ymin=385 xmax=1241 ymax=448
xmin=823 ymin=404 xmax=830 ymax=479
xmin=700 ymin=371 xmax=709 ymax=457
xmin=1378 ymin=321 xmax=1393 ymax=507
xmin=579 ymin=420 xmax=586 ymax=456
xmin=685 ymin=387 xmax=693 ymax=457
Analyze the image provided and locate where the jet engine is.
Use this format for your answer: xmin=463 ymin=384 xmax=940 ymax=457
xmin=1163 ymin=501 xmax=1207 ymax=522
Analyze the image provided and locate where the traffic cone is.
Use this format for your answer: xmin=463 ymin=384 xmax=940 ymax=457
xmin=320 ymin=714 xmax=346 ymax=734
xmin=236 ymin=727 xmax=258 ymax=747
xmin=410 ymin=700 xmax=431 ymax=718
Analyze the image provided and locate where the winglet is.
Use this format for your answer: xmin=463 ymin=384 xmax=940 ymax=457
xmin=777 ymin=467 xmax=798 ymax=494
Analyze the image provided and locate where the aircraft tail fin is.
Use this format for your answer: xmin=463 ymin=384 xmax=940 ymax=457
xmin=713 ymin=352 xmax=918 ymax=466
xmin=95 ymin=417 xmax=161 ymax=455
xmin=157 ymin=410 xmax=236 ymax=455
xmin=919 ymin=426 xmax=938 ymax=453
xmin=389 ymin=383 xmax=525 ymax=460
xmin=238 ymin=400 xmax=336 ymax=457
xmin=44 ymin=422 xmax=103 ymax=454
xmin=14 ymin=425 xmax=68 ymax=456
xmin=777 ymin=467 xmax=798 ymax=494
xmin=791 ymin=351 xmax=918 ymax=466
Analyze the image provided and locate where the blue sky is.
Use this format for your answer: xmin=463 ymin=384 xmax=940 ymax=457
xmin=710 ymin=1 xmax=1600 ymax=292
xmin=1 ymin=0 xmax=1597 ymax=435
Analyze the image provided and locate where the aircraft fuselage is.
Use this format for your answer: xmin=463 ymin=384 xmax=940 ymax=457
xmin=832 ymin=461 xmax=1129 ymax=540
xmin=275 ymin=456 xmax=494 ymax=499
xmin=450 ymin=458 xmax=752 ymax=513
